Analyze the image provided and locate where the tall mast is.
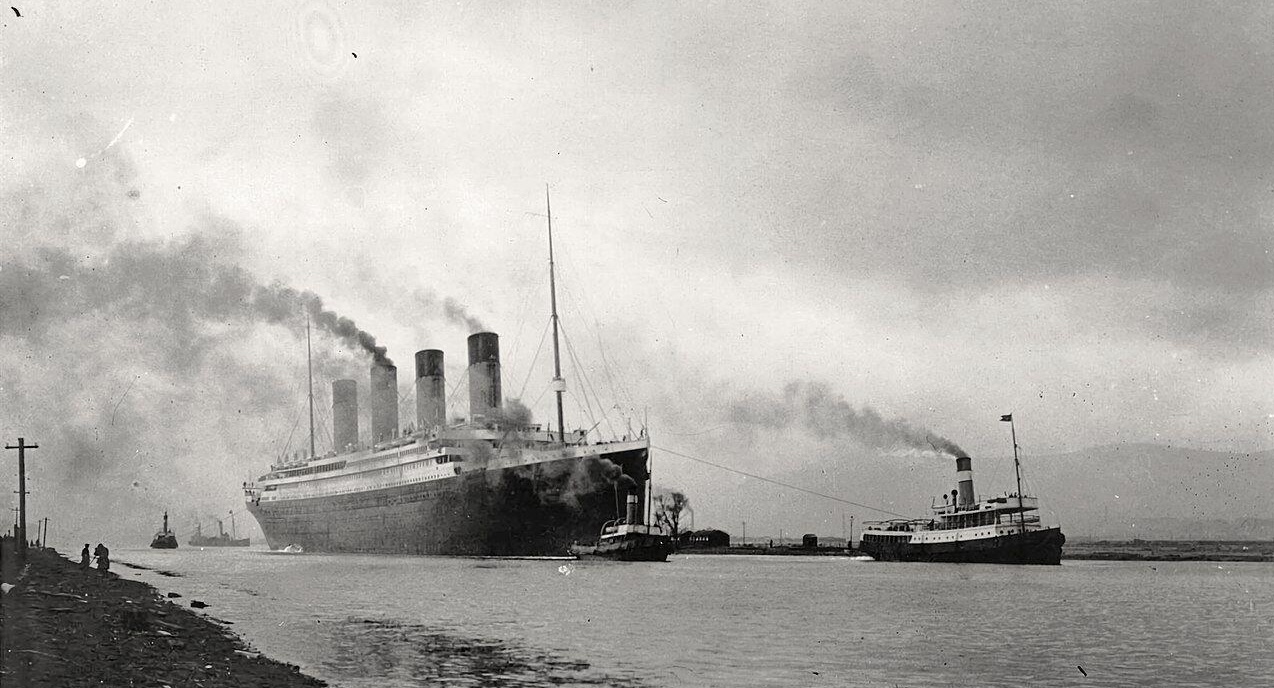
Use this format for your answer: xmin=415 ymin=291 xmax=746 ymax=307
xmin=1009 ymin=415 xmax=1024 ymax=532
xmin=307 ymin=316 xmax=316 ymax=458
xmin=546 ymin=185 xmax=566 ymax=442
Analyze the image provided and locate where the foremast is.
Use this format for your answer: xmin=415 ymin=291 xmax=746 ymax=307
xmin=546 ymin=185 xmax=566 ymax=443
xmin=1002 ymin=413 xmax=1025 ymax=532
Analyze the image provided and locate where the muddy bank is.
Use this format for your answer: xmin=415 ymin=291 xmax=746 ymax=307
xmin=0 ymin=543 xmax=325 ymax=687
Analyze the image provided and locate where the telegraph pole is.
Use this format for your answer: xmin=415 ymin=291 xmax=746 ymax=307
xmin=5 ymin=437 xmax=38 ymax=556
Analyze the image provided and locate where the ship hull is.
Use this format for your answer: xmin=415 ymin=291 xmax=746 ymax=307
xmin=246 ymin=447 xmax=648 ymax=556
xmin=861 ymin=527 xmax=1065 ymax=565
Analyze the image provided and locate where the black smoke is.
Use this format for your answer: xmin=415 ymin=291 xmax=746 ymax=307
xmin=726 ymin=380 xmax=966 ymax=458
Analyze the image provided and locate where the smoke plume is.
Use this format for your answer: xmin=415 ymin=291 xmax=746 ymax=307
xmin=0 ymin=236 xmax=391 ymax=366
xmin=412 ymin=288 xmax=486 ymax=333
xmin=726 ymin=380 xmax=966 ymax=457
xmin=0 ymin=149 xmax=401 ymax=544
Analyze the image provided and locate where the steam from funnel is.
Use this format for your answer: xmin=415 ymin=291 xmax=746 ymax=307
xmin=332 ymin=379 xmax=359 ymax=452
xmin=370 ymin=360 xmax=399 ymax=443
xmin=467 ymin=332 xmax=502 ymax=422
xmin=415 ymin=349 xmax=445 ymax=431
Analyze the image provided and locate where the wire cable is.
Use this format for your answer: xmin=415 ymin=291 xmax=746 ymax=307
xmin=652 ymin=444 xmax=911 ymax=519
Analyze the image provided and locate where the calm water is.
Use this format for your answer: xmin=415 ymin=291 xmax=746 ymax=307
xmin=105 ymin=547 xmax=1272 ymax=687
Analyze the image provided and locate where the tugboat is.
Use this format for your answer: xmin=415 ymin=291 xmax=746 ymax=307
xmin=859 ymin=415 xmax=1064 ymax=565
xmin=570 ymin=492 xmax=673 ymax=562
xmin=149 ymin=511 xmax=178 ymax=549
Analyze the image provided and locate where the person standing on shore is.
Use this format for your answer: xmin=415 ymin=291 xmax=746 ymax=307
xmin=93 ymin=543 xmax=110 ymax=576
xmin=80 ymin=543 xmax=91 ymax=569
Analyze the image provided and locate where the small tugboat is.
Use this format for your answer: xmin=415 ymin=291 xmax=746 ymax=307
xmin=150 ymin=511 xmax=178 ymax=549
xmin=860 ymin=415 xmax=1064 ymax=565
xmin=570 ymin=493 xmax=673 ymax=562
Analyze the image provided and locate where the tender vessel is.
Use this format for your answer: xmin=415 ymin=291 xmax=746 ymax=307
xmin=189 ymin=513 xmax=250 ymax=547
xmin=860 ymin=416 xmax=1064 ymax=564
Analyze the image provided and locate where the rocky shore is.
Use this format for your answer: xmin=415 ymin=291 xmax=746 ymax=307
xmin=1 ymin=543 xmax=326 ymax=687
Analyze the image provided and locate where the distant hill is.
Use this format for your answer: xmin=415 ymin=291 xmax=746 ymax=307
xmin=688 ymin=444 xmax=1274 ymax=542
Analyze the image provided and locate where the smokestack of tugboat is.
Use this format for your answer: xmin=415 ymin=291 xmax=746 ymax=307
xmin=370 ymin=360 xmax=399 ymax=443
xmin=625 ymin=493 xmax=640 ymax=525
xmin=332 ymin=379 xmax=359 ymax=452
xmin=467 ymin=332 xmax=502 ymax=421
xmin=415 ymin=349 xmax=446 ymax=431
xmin=955 ymin=455 xmax=975 ymax=509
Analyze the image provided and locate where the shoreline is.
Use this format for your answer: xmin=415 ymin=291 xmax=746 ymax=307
xmin=681 ymin=540 xmax=1274 ymax=562
xmin=0 ymin=542 xmax=325 ymax=687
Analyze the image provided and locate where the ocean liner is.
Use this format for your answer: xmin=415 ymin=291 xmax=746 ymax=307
xmin=244 ymin=191 xmax=654 ymax=556
xmin=859 ymin=416 xmax=1065 ymax=565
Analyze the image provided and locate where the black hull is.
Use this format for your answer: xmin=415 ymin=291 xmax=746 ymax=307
xmin=571 ymin=533 xmax=673 ymax=562
xmin=861 ymin=527 xmax=1065 ymax=565
xmin=246 ymin=447 xmax=648 ymax=556
xmin=150 ymin=535 xmax=178 ymax=549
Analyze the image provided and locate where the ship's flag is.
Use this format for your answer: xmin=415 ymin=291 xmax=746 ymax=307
xmin=1000 ymin=414 xmax=1013 ymax=422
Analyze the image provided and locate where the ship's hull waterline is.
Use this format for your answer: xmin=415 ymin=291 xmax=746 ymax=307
xmin=247 ymin=446 xmax=649 ymax=556
xmin=861 ymin=527 xmax=1065 ymax=565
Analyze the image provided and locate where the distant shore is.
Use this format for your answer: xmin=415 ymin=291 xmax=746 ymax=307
xmin=1061 ymin=539 xmax=1274 ymax=562
xmin=681 ymin=540 xmax=1274 ymax=562
xmin=0 ymin=541 xmax=325 ymax=687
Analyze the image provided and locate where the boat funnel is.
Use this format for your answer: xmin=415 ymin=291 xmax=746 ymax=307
xmin=955 ymin=456 xmax=974 ymax=509
xmin=467 ymin=332 xmax=502 ymax=422
xmin=625 ymin=493 xmax=639 ymax=525
xmin=415 ymin=349 xmax=446 ymax=431
xmin=370 ymin=360 xmax=399 ymax=443
xmin=332 ymin=379 xmax=359 ymax=451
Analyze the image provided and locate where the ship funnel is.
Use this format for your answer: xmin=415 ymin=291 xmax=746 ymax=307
xmin=955 ymin=456 xmax=974 ymax=509
xmin=332 ymin=379 xmax=359 ymax=452
xmin=370 ymin=360 xmax=399 ymax=443
xmin=625 ymin=494 xmax=639 ymax=525
xmin=415 ymin=349 xmax=446 ymax=432
xmin=467 ymin=332 xmax=502 ymax=422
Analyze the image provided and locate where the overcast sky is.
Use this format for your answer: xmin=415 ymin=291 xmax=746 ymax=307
xmin=2 ymin=1 xmax=1271 ymax=539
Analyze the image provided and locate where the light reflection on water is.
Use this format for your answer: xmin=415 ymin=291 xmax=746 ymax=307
xmin=113 ymin=548 xmax=1274 ymax=687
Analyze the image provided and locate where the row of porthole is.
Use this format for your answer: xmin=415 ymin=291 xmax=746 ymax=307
xmin=274 ymin=473 xmax=447 ymax=499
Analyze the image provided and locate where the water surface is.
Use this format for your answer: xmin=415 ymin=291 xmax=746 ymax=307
xmin=114 ymin=547 xmax=1274 ymax=687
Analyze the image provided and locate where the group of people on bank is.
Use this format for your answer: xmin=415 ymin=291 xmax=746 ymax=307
xmin=79 ymin=543 xmax=110 ymax=575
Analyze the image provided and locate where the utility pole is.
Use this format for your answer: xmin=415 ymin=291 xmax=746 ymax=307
xmin=5 ymin=437 xmax=38 ymax=557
